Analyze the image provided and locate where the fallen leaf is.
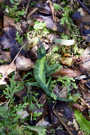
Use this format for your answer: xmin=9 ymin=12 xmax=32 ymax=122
xmin=80 ymin=47 xmax=90 ymax=73
xmin=4 ymin=16 xmax=15 ymax=28
xmin=60 ymin=57 xmax=73 ymax=66
xmin=0 ymin=63 xmax=16 ymax=76
xmin=52 ymin=68 xmax=81 ymax=77
xmin=80 ymin=60 xmax=90 ymax=73
xmin=16 ymin=55 xmax=34 ymax=71
xmin=73 ymin=103 xmax=86 ymax=112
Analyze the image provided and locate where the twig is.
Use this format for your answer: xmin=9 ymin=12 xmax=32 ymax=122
xmin=77 ymin=0 xmax=90 ymax=14
xmin=25 ymin=0 xmax=31 ymax=16
xmin=48 ymin=0 xmax=56 ymax=22
xmin=27 ymin=7 xmax=38 ymax=19
xmin=54 ymin=111 xmax=74 ymax=135
xmin=3 ymin=43 xmax=26 ymax=78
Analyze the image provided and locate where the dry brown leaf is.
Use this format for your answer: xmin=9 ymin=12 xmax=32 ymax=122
xmin=80 ymin=47 xmax=90 ymax=73
xmin=3 ymin=17 xmax=22 ymax=32
xmin=0 ymin=63 xmax=16 ymax=76
xmin=0 ymin=63 xmax=16 ymax=86
xmin=80 ymin=61 xmax=90 ymax=73
xmin=52 ymin=68 xmax=81 ymax=77
xmin=4 ymin=16 xmax=15 ymax=28
xmin=73 ymin=103 xmax=86 ymax=112
xmin=16 ymin=55 xmax=34 ymax=71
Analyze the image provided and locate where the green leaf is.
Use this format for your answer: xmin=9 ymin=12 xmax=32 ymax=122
xmin=74 ymin=110 xmax=90 ymax=135
xmin=54 ymin=3 xmax=62 ymax=11
xmin=24 ymin=126 xmax=46 ymax=135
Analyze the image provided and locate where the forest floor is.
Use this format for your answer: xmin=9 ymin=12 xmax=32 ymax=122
xmin=0 ymin=0 xmax=90 ymax=135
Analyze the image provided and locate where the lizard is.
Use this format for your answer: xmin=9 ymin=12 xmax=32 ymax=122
xmin=33 ymin=43 xmax=73 ymax=102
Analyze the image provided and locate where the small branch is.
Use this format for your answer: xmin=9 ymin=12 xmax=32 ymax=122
xmin=27 ymin=8 xmax=38 ymax=19
xmin=54 ymin=111 xmax=74 ymax=135
xmin=3 ymin=43 xmax=26 ymax=78
xmin=48 ymin=0 xmax=56 ymax=22
xmin=25 ymin=0 xmax=31 ymax=16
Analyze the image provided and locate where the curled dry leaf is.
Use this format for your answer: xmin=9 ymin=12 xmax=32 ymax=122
xmin=52 ymin=68 xmax=81 ymax=78
xmin=16 ymin=55 xmax=34 ymax=71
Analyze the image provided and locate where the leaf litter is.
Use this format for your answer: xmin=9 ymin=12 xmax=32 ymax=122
xmin=0 ymin=0 xmax=90 ymax=135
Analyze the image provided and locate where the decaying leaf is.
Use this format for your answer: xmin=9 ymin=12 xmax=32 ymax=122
xmin=16 ymin=55 xmax=34 ymax=71
xmin=0 ymin=63 xmax=16 ymax=86
xmin=4 ymin=16 xmax=15 ymax=28
xmin=80 ymin=47 xmax=90 ymax=73
xmin=52 ymin=68 xmax=81 ymax=77
xmin=0 ymin=63 xmax=16 ymax=76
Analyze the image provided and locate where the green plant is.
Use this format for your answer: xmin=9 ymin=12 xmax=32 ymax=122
xmin=74 ymin=110 xmax=90 ymax=135
xmin=54 ymin=3 xmax=63 ymax=11
xmin=24 ymin=125 xmax=46 ymax=135
xmin=27 ymin=21 xmax=49 ymax=43
xmin=16 ymin=32 xmax=23 ymax=44
xmin=47 ymin=46 xmax=60 ymax=65
xmin=0 ymin=72 xmax=45 ymax=135
xmin=4 ymin=75 xmax=24 ymax=103
xmin=0 ymin=103 xmax=27 ymax=135
xmin=60 ymin=6 xmax=72 ymax=30
xmin=9 ymin=0 xmax=17 ymax=4
xmin=49 ymin=76 xmax=77 ymax=101
xmin=5 ymin=3 xmax=25 ymax=22
xmin=24 ymin=87 xmax=43 ymax=121
xmin=57 ymin=76 xmax=77 ymax=92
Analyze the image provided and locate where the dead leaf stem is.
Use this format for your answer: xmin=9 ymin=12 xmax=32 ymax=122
xmin=53 ymin=111 xmax=74 ymax=135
